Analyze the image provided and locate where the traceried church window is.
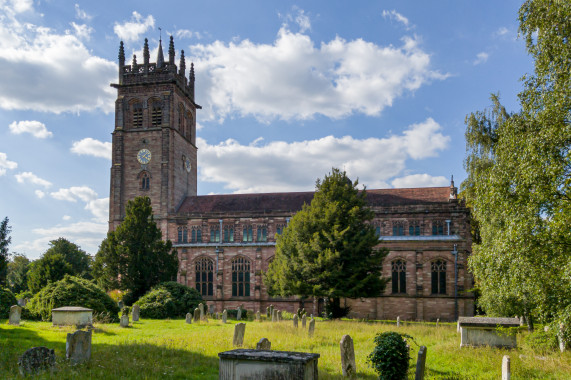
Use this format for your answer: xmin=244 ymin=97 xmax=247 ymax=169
xmin=195 ymin=257 xmax=213 ymax=296
xmin=232 ymin=257 xmax=250 ymax=297
xmin=177 ymin=227 xmax=188 ymax=243
xmin=256 ymin=226 xmax=267 ymax=242
xmin=133 ymin=105 xmax=143 ymax=128
xmin=210 ymin=226 xmax=220 ymax=242
xmin=140 ymin=172 xmax=150 ymax=190
xmin=392 ymin=221 xmax=405 ymax=236
xmin=409 ymin=222 xmax=421 ymax=236
xmin=391 ymin=260 xmax=406 ymax=294
xmin=431 ymin=260 xmax=447 ymax=294
xmin=151 ymin=103 xmax=162 ymax=127
xmin=432 ymin=221 xmax=444 ymax=235
xmin=191 ymin=227 xmax=202 ymax=243
xmin=224 ymin=226 xmax=234 ymax=242
xmin=243 ymin=225 xmax=253 ymax=242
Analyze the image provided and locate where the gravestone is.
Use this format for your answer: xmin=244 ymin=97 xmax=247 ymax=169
xmin=209 ymin=304 xmax=215 ymax=314
xmin=269 ymin=304 xmax=274 ymax=317
xmin=293 ymin=314 xmax=298 ymax=328
xmin=457 ymin=320 xmax=460 ymax=333
xmin=66 ymin=330 xmax=92 ymax=364
xmin=222 ymin=310 xmax=228 ymax=324
xmin=256 ymin=311 xmax=260 ymax=321
xmin=278 ymin=310 xmax=282 ymax=321
xmin=52 ymin=306 xmax=92 ymax=327
xmin=308 ymin=318 xmax=315 ymax=337
xmin=186 ymin=313 xmax=192 ymax=324
xmin=120 ymin=315 xmax=129 ymax=328
xmin=272 ymin=309 xmax=277 ymax=322
xmin=256 ymin=337 xmax=271 ymax=350
xmin=436 ymin=318 xmax=440 ymax=328
xmin=18 ymin=347 xmax=56 ymax=376
xmin=233 ymin=323 xmax=246 ymax=346
xmin=17 ymin=298 xmax=27 ymax=307
xmin=132 ymin=305 xmax=140 ymax=322
xmin=559 ymin=323 xmax=567 ymax=352
xmin=216 ymin=312 xmax=220 ymax=320
xmin=9 ymin=305 xmax=22 ymax=326
xmin=340 ymin=334 xmax=356 ymax=378
xmin=237 ymin=307 xmax=242 ymax=321
xmin=194 ymin=308 xmax=200 ymax=322
xmin=266 ymin=306 xmax=270 ymax=318
xmin=302 ymin=315 xmax=307 ymax=328
xmin=415 ymin=345 xmax=427 ymax=380
xmin=199 ymin=303 xmax=205 ymax=321
xmin=502 ymin=355 xmax=510 ymax=380
xmin=397 ymin=316 xmax=400 ymax=327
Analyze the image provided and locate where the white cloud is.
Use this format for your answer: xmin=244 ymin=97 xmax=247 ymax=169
xmin=192 ymin=27 xmax=446 ymax=122
xmin=9 ymin=120 xmax=52 ymax=138
xmin=494 ymin=27 xmax=509 ymax=37
xmin=295 ymin=9 xmax=311 ymax=33
xmin=114 ymin=11 xmax=155 ymax=42
xmin=71 ymin=138 xmax=112 ymax=159
xmin=198 ymin=118 xmax=449 ymax=193
xmin=35 ymin=190 xmax=45 ymax=199
xmin=0 ymin=7 xmax=116 ymax=113
xmin=74 ymin=4 xmax=92 ymax=21
xmin=382 ymin=10 xmax=412 ymax=30
xmin=175 ymin=29 xmax=202 ymax=40
xmin=70 ymin=22 xmax=94 ymax=40
xmin=15 ymin=172 xmax=52 ymax=188
xmin=85 ymin=197 xmax=109 ymax=223
xmin=50 ymin=186 xmax=98 ymax=202
xmin=63 ymin=215 xmax=72 ymax=221
xmin=1 ymin=0 xmax=33 ymax=14
xmin=391 ymin=174 xmax=449 ymax=188
xmin=0 ymin=152 xmax=18 ymax=175
xmin=473 ymin=52 xmax=489 ymax=65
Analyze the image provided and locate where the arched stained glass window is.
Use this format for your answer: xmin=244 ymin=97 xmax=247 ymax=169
xmin=232 ymin=257 xmax=251 ymax=297
xmin=431 ymin=260 xmax=447 ymax=294
xmin=391 ymin=260 xmax=406 ymax=294
xmin=195 ymin=257 xmax=214 ymax=296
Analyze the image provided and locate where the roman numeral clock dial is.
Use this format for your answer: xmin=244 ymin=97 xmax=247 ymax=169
xmin=137 ymin=149 xmax=151 ymax=165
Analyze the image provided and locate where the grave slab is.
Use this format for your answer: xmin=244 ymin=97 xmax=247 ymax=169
xmin=52 ymin=306 xmax=92 ymax=327
xmin=458 ymin=317 xmax=519 ymax=348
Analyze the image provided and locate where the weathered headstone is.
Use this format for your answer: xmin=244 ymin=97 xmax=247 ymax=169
xmin=120 ymin=315 xmax=129 ymax=328
xmin=415 ymin=345 xmax=427 ymax=380
xmin=233 ymin=323 xmax=246 ymax=346
xmin=9 ymin=305 xmax=22 ymax=326
xmin=132 ymin=304 xmax=140 ymax=322
xmin=457 ymin=320 xmax=460 ymax=333
xmin=269 ymin=304 xmax=274 ymax=317
xmin=17 ymin=298 xmax=27 ymax=307
xmin=266 ymin=306 xmax=270 ymax=318
xmin=222 ymin=309 xmax=228 ymax=324
xmin=278 ymin=310 xmax=282 ymax=321
xmin=272 ymin=309 xmax=277 ymax=322
xmin=308 ymin=318 xmax=315 ymax=337
xmin=340 ymin=334 xmax=356 ymax=378
xmin=502 ymin=355 xmax=510 ymax=380
xmin=293 ymin=314 xmax=298 ymax=328
xmin=237 ymin=307 xmax=242 ymax=321
xmin=66 ymin=330 xmax=92 ymax=364
xmin=209 ymin=304 xmax=215 ymax=314
xmin=256 ymin=337 xmax=271 ymax=350
xmin=18 ymin=347 xmax=56 ymax=376
xmin=256 ymin=311 xmax=260 ymax=321
xmin=186 ymin=313 xmax=192 ymax=324
xmin=194 ymin=308 xmax=200 ymax=322
xmin=397 ymin=316 xmax=400 ymax=327
xmin=199 ymin=303 xmax=205 ymax=321
xmin=302 ymin=314 xmax=307 ymax=328
xmin=559 ymin=323 xmax=567 ymax=352
xmin=436 ymin=318 xmax=440 ymax=328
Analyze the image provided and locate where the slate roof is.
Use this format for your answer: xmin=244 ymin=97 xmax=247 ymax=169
xmin=176 ymin=186 xmax=452 ymax=215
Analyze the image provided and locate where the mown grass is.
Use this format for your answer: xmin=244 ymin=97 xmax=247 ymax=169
xmin=1 ymin=318 xmax=570 ymax=379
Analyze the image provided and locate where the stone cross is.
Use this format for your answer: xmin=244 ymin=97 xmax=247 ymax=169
xmin=340 ymin=334 xmax=356 ymax=378
xmin=308 ymin=318 xmax=315 ymax=337
xmin=293 ymin=314 xmax=298 ymax=328
xmin=132 ymin=305 xmax=140 ymax=322
xmin=302 ymin=314 xmax=307 ymax=328
xmin=256 ymin=311 xmax=260 ymax=321
xmin=436 ymin=318 xmax=439 ymax=328
xmin=415 ymin=345 xmax=427 ymax=380
xmin=256 ymin=337 xmax=271 ymax=350
xmin=66 ymin=330 xmax=92 ymax=364
xmin=9 ymin=305 xmax=22 ymax=326
xmin=237 ymin=306 xmax=242 ymax=321
xmin=18 ymin=347 xmax=56 ymax=376
xmin=502 ymin=355 xmax=510 ymax=380
xmin=266 ymin=306 xmax=270 ymax=318
xmin=186 ymin=313 xmax=192 ymax=324
xmin=120 ymin=315 xmax=129 ymax=327
xmin=233 ymin=323 xmax=246 ymax=346
xmin=397 ymin=316 xmax=400 ymax=327
xmin=199 ymin=303 xmax=205 ymax=321
xmin=222 ymin=309 xmax=227 ymax=324
xmin=194 ymin=308 xmax=200 ymax=322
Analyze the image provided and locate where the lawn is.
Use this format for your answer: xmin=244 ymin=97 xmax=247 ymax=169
xmin=1 ymin=318 xmax=570 ymax=379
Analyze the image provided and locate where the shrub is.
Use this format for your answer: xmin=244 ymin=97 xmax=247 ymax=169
xmin=154 ymin=282 xmax=203 ymax=317
xmin=135 ymin=288 xmax=176 ymax=319
xmin=15 ymin=290 xmax=33 ymax=300
xmin=27 ymin=275 xmax=120 ymax=322
xmin=0 ymin=287 xmax=17 ymax=319
xmin=368 ymin=331 xmax=412 ymax=380
xmin=524 ymin=328 xmax=558 ymax=353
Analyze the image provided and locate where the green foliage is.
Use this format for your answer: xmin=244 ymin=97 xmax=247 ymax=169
xmin=93 ymin=197 xmax=178 ymax=300
xmin=0 ymin=287 xmax=17 ymax=319
xmin=0 ymin=217 xmax=11 ymax=286
xmin=134 ymin=282 xmax=203 ymax=319
xmin=462 ymin=0 xmax=571 ymax=329
xmin=368 ymin=331 xmax=412 ymax=380
xmin=27 ymin=253 xmax=73 ymax=293
xmin=524 ymin=328 xmax=558 ymax=354
xmin=226 ymin=309 xmax=249 ymax=320
xmin=153 ymin=282 xmax=202 ymax=317
xmin=27 ymin=275 xmax=120 ymax=322
xmin=7 ymin=254 xmax=30 ymax=294
xmin=264 ymin=168 xmax=388 ymax=318
xmin=43 ymin=238 xmax=92 ymax=278
xmin=15 ymin=290 xmax=33 ymax=300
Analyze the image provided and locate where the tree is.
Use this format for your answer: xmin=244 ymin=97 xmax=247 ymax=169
xmin=0 ymin=217 xmax=11 ymax=286
xmin=94 ymin=196 xmax=178 ymax=302
xmin=462 ymin=0 xmax=571 ymax=329
xmin=7 ymin=253 xmax=30 ymax=294
xmin=264 ymin=168 xmax=388 ymax=318
xmin=43 ymin=238 xmax=92 ymax=279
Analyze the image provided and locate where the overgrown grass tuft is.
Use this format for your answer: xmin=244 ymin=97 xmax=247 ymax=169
xmin=1 ymin=318 xmax=570 ymax=379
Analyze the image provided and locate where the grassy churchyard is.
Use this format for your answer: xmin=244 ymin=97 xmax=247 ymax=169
xmin=1 ymin=317 xmax=571 ymax=379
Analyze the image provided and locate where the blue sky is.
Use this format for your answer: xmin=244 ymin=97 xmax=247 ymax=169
xmin=0 ymin=0 xmax=532 ymax=259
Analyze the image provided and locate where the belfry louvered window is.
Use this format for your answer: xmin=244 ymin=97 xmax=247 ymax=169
xmin=232 ymin=257 xmax=251 ymax=297
xmin=151 ymin=104 xmax=162 ymax=127
xmin=133 ymin=106 xmax=143 ymax=128
xmin=195 ymin=257 xmax=213 ymax=296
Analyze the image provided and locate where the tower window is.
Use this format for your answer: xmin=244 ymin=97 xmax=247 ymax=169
xmin=431 ymin=260 xmax=447 ymax=294
xmin=231 ymin=256 xmax=251 ymax=297
xmin=195 ymin=257 xmax=214 ymax=297
xmin=133 ymin=107 xmax=143 ymax=128
xmin=140 ymin=172 xmax=150 ymax=190
xmin=391 ymin=260 xmax=406 ymax=294
xmin=151 ymin=104 xmax=162 ymax=127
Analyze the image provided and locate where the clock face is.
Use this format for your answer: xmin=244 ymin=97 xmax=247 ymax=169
xmin=185 ymin=158 xmax=192 ymax=173
xmin=137 ymin=149 xmax=151 ymax=164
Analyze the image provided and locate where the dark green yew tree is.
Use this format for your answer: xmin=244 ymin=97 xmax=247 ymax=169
xmin=264 ymin=168 xmax=387 ymax=318
xmin=94 ymin=196 xmax=178 ymax=302
xmin=0 ymin=217 xmax=11 ymax=286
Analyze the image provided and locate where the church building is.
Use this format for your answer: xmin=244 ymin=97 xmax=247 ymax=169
xmin=109 ymin=37 xmax=474 ymax=321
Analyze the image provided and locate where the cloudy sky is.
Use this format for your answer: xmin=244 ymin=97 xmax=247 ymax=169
xmin=0 ymin=0 xmax=532 ymax=259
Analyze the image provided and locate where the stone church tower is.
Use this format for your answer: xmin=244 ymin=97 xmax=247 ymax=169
xmin=109 ymin=37 xmax=200 ymax=231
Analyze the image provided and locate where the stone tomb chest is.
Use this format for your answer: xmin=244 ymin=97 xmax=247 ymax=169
xmin=52 ymin=306 xmax=93 ymax=327
xmin=219 ymin=349 xmax=319 ymax=380
xmin=458 ymin=317 xmax=520 ymax=348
